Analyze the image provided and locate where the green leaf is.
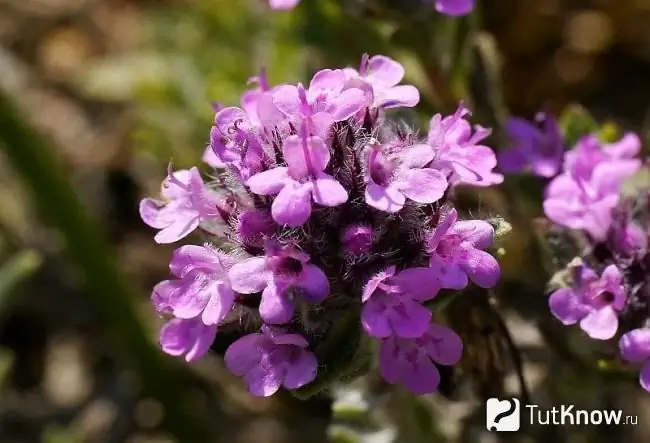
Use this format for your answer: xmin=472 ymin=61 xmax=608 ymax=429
xmin=41 ymin=426 xmax=82 ymax=443
xmin=328 ymin=426 xmax=363 ymax=443
xmin=559 ymin=104 xmax=598 ymax=146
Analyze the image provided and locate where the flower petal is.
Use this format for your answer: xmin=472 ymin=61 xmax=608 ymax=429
xmin=390 ymin=267 xmax=441 ymax=302
xmin=379 ymin=337 xmax=406 ymax=384
xmin=395 ymin=168 xmax=448 ymax=204
xmin=429 ymin=255 xmax=468 ymax=290
xmin=271 ymin=181 xmax=313 ymax=227
xmin=283 ymin=135 xmax=330 ymax=179
xmin=640 ymin=361 xmax=650 ymax=392
xmin=548 ymin=287 xmax=589 ymax=325
xmin=458 ymin=247 xmax=501 ymax=288
xmin=297 ymin=264 xmax=330 ymax=303
xmin=282 ymin=350 xmax=318 ymax=389
xmin=365 ymin=55 xmax=405 ymax=87
xmin=246 ymin=167 xmax=290 ymax=195
xmin=202 ymin=282 xmax=236 ymax=325
xmin=448 ymin=220 xmax=494 ymax=249
xmin=579 ymin=306 xmax=619 ymax=340
xmin=224 ymin=333 xmax=264 ymax=376
xmin=153 ymin=214 xmax=200 ymax=244
xmin=619 ymin=328 xmax=650 ymax=362
xmin=365 ymin=182 xmax=406 ymax=213
xmin=330 ymin=88 xmax=368 ymax=121
xmin=139 ymin=199 xmax=167 ymax=228
xmin=169 ymin=244 xmax=223 ymax=277
xmin=403 ymin=353 xmax=441 ymax=395
xmin=311 ymin=173 xmax=348 ymax=206
xmin=259 ymin=283 xmax=295 ymax=324
xmin=423 ymin=323 xmax=463 ymax=365
xmin=388 ymin=299 xmax=432 ymax=338
xmin=245 ymin=364 xmax=283 ymax=397
xmin=375 ymin=85 xmax=420 ymax=109
xmin=308 ymin=69 xmax=346 ymax=96
xmin=228 ymin=257 xmax=270 ymax=293
xmin=361 ymin=298 xmax=393 ymax=338
xmin=185 ymin=323 xmax=218 ymax=362
xmin=272 ymin=85 xmax=301 ymax=117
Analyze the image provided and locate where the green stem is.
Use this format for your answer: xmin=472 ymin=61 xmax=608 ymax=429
xmin=0 ymin=89 xmax=209 ymax=442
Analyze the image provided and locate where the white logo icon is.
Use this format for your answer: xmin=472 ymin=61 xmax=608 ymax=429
xmin=486 ymin=398 xmax=521 ymax=432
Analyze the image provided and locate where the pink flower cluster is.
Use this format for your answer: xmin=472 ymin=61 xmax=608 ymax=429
xmin=141 ymin=54 xmax=503 ymax=397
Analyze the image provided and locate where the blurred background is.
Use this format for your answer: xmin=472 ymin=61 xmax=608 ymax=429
xmin=2 ymin=0 xmax=650 ymax=442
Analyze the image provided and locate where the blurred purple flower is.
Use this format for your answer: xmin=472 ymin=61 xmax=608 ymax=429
xmin=228 ymin=242 xmax=329 ymax=324
xmin=549 ymin=264 xmax=626 ymax=340
xmin=564 ymin=133 xmax=641 ymax=176
xmin=543 ymin=135 xmax=641 ymax=241
xmin=426 ymin=208 xmax=500 ymax=289
xmin=498 ymin=113 xmax=564 ymax=177
xmin=434 ymin=0 xmax=475 ymax=16
xmin=159 ymin=317 xmax=217 ymax=362
xmin=361 ymin=266 xmax=443 ymax=338
xmin=364 ymin=142 xmax=448 ymax=213
xmin=139 ymin=167 xmax=222 ymax=244
xmin=343 ymin=54 xmax=420 ymax=110
xmin=246 ymin=124 xmax=348 ymax=227
xmin=619 ymin=328 xmax=650 ymax=392
xmin=225 ymin=326 xmax=317 ymax=396
xmin=269 ymin=0 xmax=300 ymax=10
xmin=379 ymin=322 xmax=463 ymax=394
xmin=427 ymin=104 xmax=504 ymax=187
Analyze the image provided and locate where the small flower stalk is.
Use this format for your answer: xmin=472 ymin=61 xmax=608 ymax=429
xmin=142 ymin=55 xmax=503 ymax=397
xmin=501 ymin=111 xmax=650 ymax=393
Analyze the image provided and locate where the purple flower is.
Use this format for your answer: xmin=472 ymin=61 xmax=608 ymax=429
xmin=619 ymin=328 xmax=650 ymax=392
xmin=272 ymin=69 xmax=368 ymax=137
xmin=164 ymin=244 xmax=237 ymax=326
xmin=364 ymin=142 xmax=448 ymax=213
xmin=361 ymin=266 xmax=443 ymax=338
xmin=434 ymin=0 xmax=475 ymax=16
xmin=246 ymin=124 xmax=348 ymax=227
xmin=343 ymin=54 xmax=420 ymax=110
xmin=159 ymin=317 xmax=217 ymax=362
xmin=269 ymin=0 xmax=300 ymax=10
xmin=341 ymin=224 xmax=374 ymax=256
xmin=379 ymin=322 xmax=463 ymax=394
xmin=426 ymin=208 xmax=500 ymax=289
xmin=225 ymin=326 xmax=317 ymax=397
xmin=498 ymin=113 xmax=564 ymax=177
xmin=564 ymin=133 xmax=641 ymax=176
xmin=139 ymin=166 xmax=222 ymax=244
xmin=151 ymin=279 xmax=182 ymax=313
xmin=240 ymin=67 xmax=286 ymax=129
xmin=548 ymin=264 xmax=626 ymax=340
xmin=209 ymin=107 xmax=268 ymax=181
xmin=543 ymin=155 xmax=641 ymax=241
xmin=235 ymin=209 xmax=277 ymax=248
xmin=427 ymin=104 xmax=504 ymax=187
xmin=228 ymin=242 xmax=329 ymax=324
